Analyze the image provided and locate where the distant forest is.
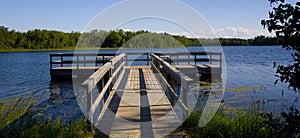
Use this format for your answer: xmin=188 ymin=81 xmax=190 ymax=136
xmin=0 ymin=26 xmax=280 ymax=50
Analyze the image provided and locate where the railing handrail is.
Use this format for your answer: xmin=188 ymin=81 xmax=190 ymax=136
xmin=81 ymin=53 xmax=125 ymax=93
xmin=50 ymin=53 xmax=118 ymax=57
xmin=50 ymin=53 xmax=120 ymax=73
xmin=81 ymin=63 xmax=111 ymax=92
xmin=154 ymin=52 xmax=222 ymax=67
xmin=154 ymin=52 xmax=221 ymax=56
xmin=150 ymin=53 xmax=195 ymax=118
xmin=80 ymin=54 xmax=125 ymax=124
xmin=151 ymin=53 xmax=193 ymax=86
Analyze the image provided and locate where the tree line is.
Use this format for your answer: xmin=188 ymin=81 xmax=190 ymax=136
xmin=0 ymin=26 xmax=280 ymax=50
xmin=0 ymin=26 xmax=81 ymax=50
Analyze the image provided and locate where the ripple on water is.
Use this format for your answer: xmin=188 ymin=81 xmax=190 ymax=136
xmin=0 ymin=47 xmax=298 ymax=121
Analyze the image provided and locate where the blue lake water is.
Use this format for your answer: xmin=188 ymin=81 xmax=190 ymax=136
xmin=0 ymin=46 xmax=299 ymax=120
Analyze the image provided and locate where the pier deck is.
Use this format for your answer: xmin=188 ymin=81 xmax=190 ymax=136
xmin=97 ymin=66 xmax=180 ymax=137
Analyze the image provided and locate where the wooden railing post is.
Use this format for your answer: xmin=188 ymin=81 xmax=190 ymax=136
xmin=50 ymin=54 xmax=53 ymax=76
xmin=209 ymin=53 xmax=212 ymax=64
xmin=182 ymin=81 xmax=189 ymax=108
xmin=125 ymin=53 xmax=128 ymax=66
xmin=102 ymin=55 xmax=105 ymax=66
xmin=99 ymin=99 xmax=104 ymax=114
xmin=108 ymin=68 xmax=112 ymax=93
xmin=220 ymin=53 xmax=222 ymax=69
xmin=82 ymin=55 xmax=84 ymax=67
xmin=176 ymin=53 xmax=179 ymax=65
xmin=76 ymin=55 xmax=79 ymax=70
xmin=85 ymin=84 xmax=93 ymax=131
xmin=188 ymin=54 xmax=190 ymax=65
xmin=60 ymin=54 xmax=63 ymax=67
xmin=147 ymin=53 xmax=149 ymax=66
xmin=194 ymin=54 xmax=197 ymax=65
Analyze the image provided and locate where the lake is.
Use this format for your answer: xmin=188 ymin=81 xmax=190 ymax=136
xmin=0 ymin=46 xmax=299 ymax=121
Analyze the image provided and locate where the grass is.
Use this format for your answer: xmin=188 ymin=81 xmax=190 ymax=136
xmin=0 ymin=97 xmax=33 ymax=128
xmin=183 ymin=93 xmax=300 ymax=138
xmin=23 ymin=118 xmax=87 ymax=138
xmin=0 ymin=97 xmax=91 ymax=138
xmin=2 ymin=117 xmax=88 ymax=138
xmin=183 ymin=101 xmax=278 ymax=138
xmin=1 ymin=94 xmax=298 ymax=137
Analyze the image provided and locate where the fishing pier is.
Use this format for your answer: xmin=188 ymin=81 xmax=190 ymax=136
xmin=49 ymin=51 xmax=222 ymax=137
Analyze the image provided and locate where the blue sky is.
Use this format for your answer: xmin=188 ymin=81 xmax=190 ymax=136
xmin=0 ymin=0 xmax=275 ymax=38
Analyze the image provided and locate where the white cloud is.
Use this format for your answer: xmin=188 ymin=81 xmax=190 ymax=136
xmin=214 ymin=27 xmax=274 ymax=39
xmin=122 ymin=28 xmax=133 ymax=32
xmin=120 ymin=27 xmax=274 ymax=39
xmin=181 ymin=27 xmax=275 ymax=39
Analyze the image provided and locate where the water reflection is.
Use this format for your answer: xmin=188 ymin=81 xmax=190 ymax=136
xmin=35 ymin=81 xmax=82 ymax=121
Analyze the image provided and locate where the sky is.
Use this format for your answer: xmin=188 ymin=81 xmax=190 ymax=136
xmin=0 ymin=0 xmax=278 ymax=38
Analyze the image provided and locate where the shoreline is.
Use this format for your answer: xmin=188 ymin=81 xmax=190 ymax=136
xmin=0 ymin=45 xmax=282 ymax=53
xmin=0 ymin=47 xmax=120 ymax=53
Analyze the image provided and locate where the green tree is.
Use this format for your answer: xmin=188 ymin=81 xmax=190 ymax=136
xmin=250 ymin=36 xmax=278 ymax=46
xmin=262 ymin=0 xmax=300 ymax=91
xmin=102 ymin=31 xmax=122 ymax=48
xmin=14 ymin=32 xmax=27 ymax=48
xmin=0 ymin=26 xmax=10 ymax=49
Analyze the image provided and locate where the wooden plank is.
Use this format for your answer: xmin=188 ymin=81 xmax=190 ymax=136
xmin=206 ymin=64 xmax=220 ymax=68
xmin=96 ymin=66 xmax=182 ymax=137
xmin=197 ymin=64 xmax=208 ymax=68
xmin=143 ymin=67 xmax=183 ymax=136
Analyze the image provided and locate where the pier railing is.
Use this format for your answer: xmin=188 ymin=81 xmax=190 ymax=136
xmin=123 ymin=52 xmax=222 ymax=67
xmin=154 ymin=52 xmax=222 ymax=67
xmin=124 ymin=52 xmax=150 ymax=66
xmin=150 ymin=53 xmax=194 ymax=118
xmin=50 ymin=52 xmax=221 ymax=69
xmin=50 ymin=53 xmax=118 ymax=68
xmin=81 ymin=54 xmax=125 ymax=128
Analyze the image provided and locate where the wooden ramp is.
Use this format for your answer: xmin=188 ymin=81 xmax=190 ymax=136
xmin=96 ymin=66 xmax=180 ymax=137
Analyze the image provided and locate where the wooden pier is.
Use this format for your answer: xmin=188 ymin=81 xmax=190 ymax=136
xmin=50 ymin=51 xmax=222 ymax=137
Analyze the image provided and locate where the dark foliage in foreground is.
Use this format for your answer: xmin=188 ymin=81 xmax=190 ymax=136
xmin=262 ymin=0 xmax=300 ymax=91
xmin=263 ymin=107 xmax=300 ymax=137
